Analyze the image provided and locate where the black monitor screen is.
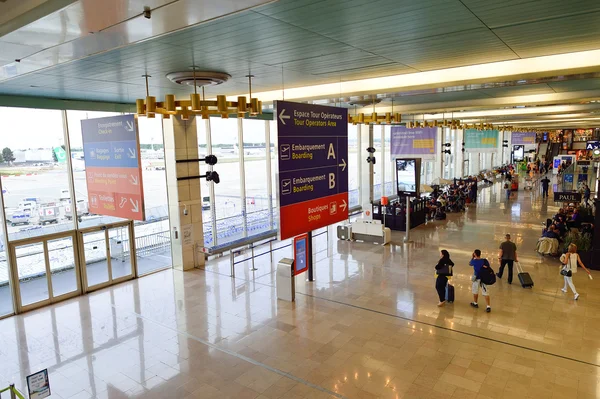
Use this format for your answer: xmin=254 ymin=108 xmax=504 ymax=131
xmin=396 ymin=158 xmax=420 ymax=196
xmin=513 ymin=145 xmax=524 ymax=162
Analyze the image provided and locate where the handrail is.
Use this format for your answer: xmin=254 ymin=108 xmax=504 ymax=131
xmin=0 ymin=384 xmax=26 ymax=399
xmin=228 ymin=229 xmax=329 ymax=277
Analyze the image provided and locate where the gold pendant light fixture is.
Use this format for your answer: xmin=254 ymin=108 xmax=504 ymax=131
xmin=136 ymin=70 xmax=262 ymax=119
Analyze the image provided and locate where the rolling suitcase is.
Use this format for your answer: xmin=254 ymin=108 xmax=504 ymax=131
xmin=516 ymin=262 xmax=534 ymax=288
xmin=445 ymin=283 xmax=455 ymax=303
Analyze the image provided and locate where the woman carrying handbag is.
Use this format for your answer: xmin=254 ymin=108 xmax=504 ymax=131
xmin=435 ymin=250 xmax=454 ymax=307
xmin=560 ymin=243 xmax=592 ymax=300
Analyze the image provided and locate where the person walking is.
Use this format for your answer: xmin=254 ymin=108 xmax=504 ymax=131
xmin=561 ymin=243 xmax=592 ymax=300
xmin=541 ymin=176 xmax=550 ymax=198
xmin=434 ymin=250 xmax=454 ymax=307
xmin=469 ymin=249 xmax=492 ymax=312
xmin=497 ymin=234 xmax=518 ymax=284
xmin=583 ymin=183 xmax=591 ymax=207
xmin=504 ymin=181 xmax=511 ymax=201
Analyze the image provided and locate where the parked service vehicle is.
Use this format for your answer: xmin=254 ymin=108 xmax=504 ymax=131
xmin=37 ymin=203 xmax=60 ymax=225
xmin=59 ymin=189 xmax=70 ymax=201
xmin=18 ymin=199 xmax=40 ymax=212
xmin=7 ymin=211 xmax=31 ymax=226
xmin=65 ymin=199 xmax=89 ymax=221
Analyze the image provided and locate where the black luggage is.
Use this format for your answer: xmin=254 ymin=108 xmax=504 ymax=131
xmin=445 ymin=283 xmax=455 ymax=303
xmin=516 ymin=262 xmax=534 ymax=288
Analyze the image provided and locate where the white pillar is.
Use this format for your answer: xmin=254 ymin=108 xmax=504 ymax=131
xmin=163 ymin=115 xmax=205 ymax=271
xmin=359 ymin=124 xmax=371 ymax=207
xmin=455 ymin=129 xmax=464 ymax=178
xmin=434 ymin=127 xmax=443 ymax=181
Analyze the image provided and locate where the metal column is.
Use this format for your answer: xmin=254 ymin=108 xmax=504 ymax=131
xmin=265 ymin=120 xmax=274 ymax=230
xmin=237 ymin=118 xmax=247 ymax=237
xmin=206 ymin=118 xmax=218 ymax=246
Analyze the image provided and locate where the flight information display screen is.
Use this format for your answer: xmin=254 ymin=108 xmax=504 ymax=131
xmin=396 ymin=158 xmax=420 ymax=196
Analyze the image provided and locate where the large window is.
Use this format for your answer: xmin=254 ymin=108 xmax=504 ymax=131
xmin=0 ymin=195 xmax=10 ymax=316
xmin=210 ymin=118 xmax=243 ymax=246
xmin=243 ymin=119 xmax=270 ymax=236
xmin=68 ymin=111 xmax=172 ymax=275
xmin=348 ymin=124 xmax=359 ymax=207
xmin=384 ymin=126 xmax=394 ymax=196
xmin=373 ymin=125 xmax=383 ymax=199
xmin=1 ymin=108 xmax=74 ymax=241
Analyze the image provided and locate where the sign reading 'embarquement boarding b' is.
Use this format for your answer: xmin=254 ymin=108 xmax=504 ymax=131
xmin=276 ymin=101 xmax=348 ymax=240
xmin=81 ymin=115 xmax=145 ymax=221
xmin=554 ymin=192 xmax=582 ymax=202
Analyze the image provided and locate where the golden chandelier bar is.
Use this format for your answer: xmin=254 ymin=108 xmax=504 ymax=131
xmin=136 ymin=94 xmax=262 ymax=120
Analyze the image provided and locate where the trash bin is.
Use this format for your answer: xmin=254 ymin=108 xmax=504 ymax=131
xmin=276 ymin=258 xmax=295 ymax=302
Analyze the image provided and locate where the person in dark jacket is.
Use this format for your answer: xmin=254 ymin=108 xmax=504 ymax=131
xmin=435 ymin=250 xmax=454 ymax=307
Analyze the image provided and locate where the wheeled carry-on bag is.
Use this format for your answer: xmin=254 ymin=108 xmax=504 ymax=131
xmin=516 ymin=262 xmax=534 ymax=288
xmin=446 ymin=283 xmax=455 ymax=303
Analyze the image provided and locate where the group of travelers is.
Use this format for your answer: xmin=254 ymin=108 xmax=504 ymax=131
xmin=434 ymin=234 xmax=517 ymax=312
xmin=435 ymin=231 xmax=591 ymax=309
xmin=425 ymin=179 xmax=478 ymax=220
xmin=527 ymin=159 xmax=551 ymax=175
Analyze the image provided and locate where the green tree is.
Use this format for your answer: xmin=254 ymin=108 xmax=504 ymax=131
xmin=2 ymin=148 xmax=15 ymax=165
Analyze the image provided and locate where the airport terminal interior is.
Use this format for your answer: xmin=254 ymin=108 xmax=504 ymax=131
xmin=3 ymin=0 xmax=600 ymax=398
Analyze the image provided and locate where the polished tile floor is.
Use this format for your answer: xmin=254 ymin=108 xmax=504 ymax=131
xmin=1 ymin=179 xmax=600 ymax=398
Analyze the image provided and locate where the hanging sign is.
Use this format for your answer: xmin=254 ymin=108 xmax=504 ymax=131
xmin=390 ymin=126 xmax=437 ymax=159
xmin=81 ymin=114 xmax=145 ymax=221
xmin=464 ymin=129 xmax=499 ymax=152
xmin=511 ymin=131 xmax=536 ymax=145
xmin=275 ymin=101 xmax=348 ymax=240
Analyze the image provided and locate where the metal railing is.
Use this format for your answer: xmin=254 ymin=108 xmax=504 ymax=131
xmin=228 ymin=228 xmax=329 ymax=278
xmin=0 ymin=384 xmax=25 ymax=399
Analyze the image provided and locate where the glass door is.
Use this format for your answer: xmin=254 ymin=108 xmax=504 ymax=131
xmin=9 ymin=231 xmax=80 ymax=313
xmin=79 ymin=221 xmax=136 ymax=292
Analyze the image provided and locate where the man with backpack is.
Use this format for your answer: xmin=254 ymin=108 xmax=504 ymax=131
xmin=469 ymin=249 xmax=494 ymax=312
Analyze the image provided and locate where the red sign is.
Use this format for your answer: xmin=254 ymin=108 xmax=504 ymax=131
xmin=279 ymin=193 xmax=348 ymax=240
xmin=81 ymin=115 xmax=145 ymax=221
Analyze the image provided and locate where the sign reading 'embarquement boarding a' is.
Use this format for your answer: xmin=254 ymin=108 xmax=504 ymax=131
xmin=275 ymin=101 xmax=348 ymax=240
xmin=554 ymin=192 xmax=582 ymax=202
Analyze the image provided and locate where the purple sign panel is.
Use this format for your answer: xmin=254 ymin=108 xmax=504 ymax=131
xmin=391 ymin=126 xmax=437 ymax=159
xmin=511 ymin=131 xmax=536 ymax=145
xmin=275 ymin=100 xmax=348 ymax=240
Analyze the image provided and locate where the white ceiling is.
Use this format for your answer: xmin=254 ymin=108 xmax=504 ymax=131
xmin=1 ymin=0 xmax=600 ymax=128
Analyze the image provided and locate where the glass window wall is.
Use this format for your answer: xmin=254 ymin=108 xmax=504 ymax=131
xmin=348 ymin=124 xmax=359 ymax=207
xmin=1 ymin=108 xmax=74 ymax=241
xmin=243 ymin=119 xmax=271 ymax=236
xmin=383 ymin=126 xmax=394 ymax=196
xmin=209 ymin=117 xmax=244 ymax=246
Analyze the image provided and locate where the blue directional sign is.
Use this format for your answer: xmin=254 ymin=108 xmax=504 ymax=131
xmin=80 ymin=114 xmax=145 ymax=221
xmin=275 ymin=101 xmax=348 ymax=240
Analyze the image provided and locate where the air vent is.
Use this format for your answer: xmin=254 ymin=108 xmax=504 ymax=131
xmin=166 ymin=71 xmax=231 ymax=87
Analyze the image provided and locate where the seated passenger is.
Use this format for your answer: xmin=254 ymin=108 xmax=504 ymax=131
xmin=537 ymin=226 xmax=560 ymax=255
xmin=543 ymin=226 xmax=560 ymax=239
xmin=567 ymin=208 xmax=582 ymax=229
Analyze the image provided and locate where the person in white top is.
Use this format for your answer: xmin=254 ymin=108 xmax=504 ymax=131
xmin=561 ymin=243 xmax=591 ymax=300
